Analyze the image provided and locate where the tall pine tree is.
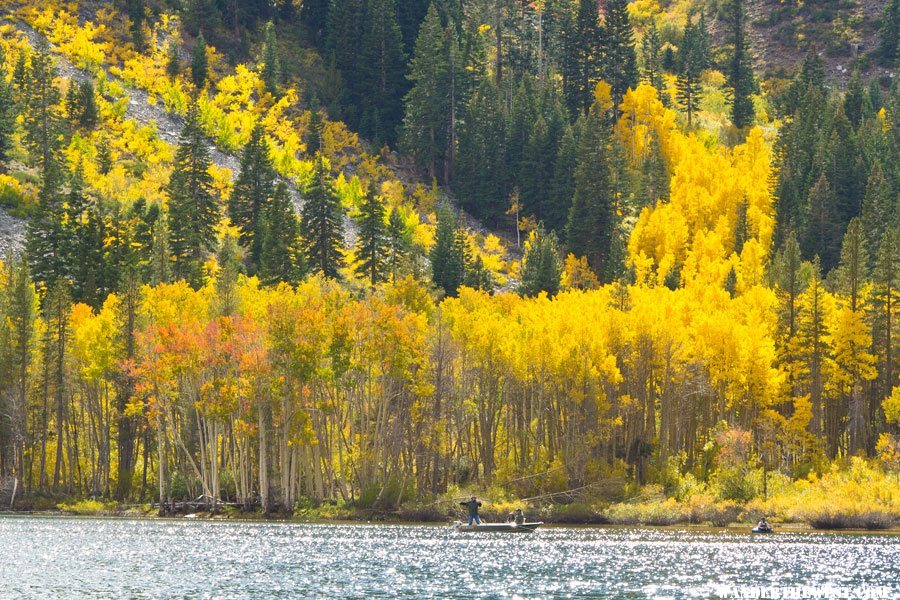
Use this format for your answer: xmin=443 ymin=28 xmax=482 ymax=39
xmin=520 ymin=225 xmax=562 ymax=297
xmin=358 ymin=0 xmax=407 ymax=146
xmin=21 ymin=40 xmax=63 ymax=176
xmin=401 ymin=4 xmax=458 ymax=183
xmin=455 ymin=78 xmax=507 ymax=224
xmin=386 ymin=206 xmax=411 ymax=279
xmin=167 ymin=103 xmax=219 ymax=288
xmin=301 ymin=154 xmax=344 ymax=278
xmin=563 ymin=0 xmax=601 ymax=115
xmin=430 ymin=203 xmax=465 ymax=296
xmin=261 ymin=21 xmax=281 ymax=97
xmin=25 ymin=158 xmax=68 ymax=291
xmin=601 ymin=0 xmax=639 ymax=113
xmin=726 ymin=0 xmax=756 ymax=129
xmin=641 ymin=21 xmax=664 ymax=95
xmin=228 ymin=123 xmax=275 ymax=266
xmin=65 ymin=165 xmax=107 ymax=308
xmin=566 ymin=105 xmax=616 ymax=280
xmin=676 ymin=18 xmax=703 ymax=126
xmin=879 ymin=0 xmax=900 ymax=67
xmin=259 ymin=181 xmax=303 ymax=285
xmin=0 ymin=48 xmax=16 ymax=163
xmin=354 ymin=187 xmax=390 ymax=286
xmin=191 ymin=33 xmax=208 ymax=89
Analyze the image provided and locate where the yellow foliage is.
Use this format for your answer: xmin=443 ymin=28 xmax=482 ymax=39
xmin=628 ymin=121 xmax=774 ymax=288
xmin=884 ymin=386 xmax=900 ymax=425
xmin=593 ymin=80 xmax=613 ymax=113
xmin=627 ymin=0 xmax=661 ymax=25
xmin=561 ymin=254 xmax=599 ymax=291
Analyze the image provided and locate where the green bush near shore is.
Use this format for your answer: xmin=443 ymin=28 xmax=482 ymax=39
xmin=57 ymin=500 xmax=120 ymax=515
xmin=747 ymin=458 xmax=899 ymax=530
xmin=600 ymin=457 xmax=899 ymax=529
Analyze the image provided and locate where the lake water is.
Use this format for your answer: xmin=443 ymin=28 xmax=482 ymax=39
xmin=0 ymin=516 xmax=897 ymax=599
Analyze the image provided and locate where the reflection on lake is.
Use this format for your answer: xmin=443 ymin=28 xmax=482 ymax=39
xmin=1 ymin=516 xmax=897 ymax=598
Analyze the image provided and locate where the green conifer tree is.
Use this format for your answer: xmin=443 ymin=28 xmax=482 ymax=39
xmin=301 ymin=0 xmax=329 ymax=41
xmin=861 ymin=162 xmax=894 ymax=261
xmin=354 ymin=187 xmax=390 ymax=286
xmin=228 ymin=123 xmax=275 ymax=266
xmin=166 ymin=44 xmax=180 ymax=79
xmin=26 ymin=159 xmax=68 ymax=290
xmin=566 ymin=106 xmax=615 ymax=279
xmin=563 ymin=0 xmax=601 ymax=114
xmin=520 ymin=225 xmax=562 ymax=297
xmin=21 ymin=40 xmax=63 ymax=176
xmin=325 ymin=0 xmax=366 ymax=124
xmin=726 ymin=0 xmax=756 ymax=129
xmin=879 ymin=0 xmax=899 ymax=67
xmin=802 ymin=173 xmax=841 ymax=271
xmin=386 ymin=206 xmax=411 ymax=279
xmin=191 ymin=33 xmax=209 ymax=89
xmin=0 ymin=49 xmax=17 ymax=163
xmin=214 ymin=234 xmax=242 ymax=316
xmin=676 ymin=19 xmax=703 ymax=126
xmin=637 ymin=133 xmax=669 ymax=208
xmin=601 ymin=0 xmax=639 ymax=112
xmin=641 ymin=21 xmax=664 ymax=95
xmin=259 ymin=181 xmax=304 ymax=285
xmin=430 ymin=203 xmax=465 ymax=296
xmin=66 ymin=80 xmax=98 ymax=130
xmin=306 ymin=105 xmax=324 ymax=155
xmin=400 ymin=4 xmax=457 ymax=183
xmin=358 ymin=0 xmax=407 ymax=145
xmin=696 ymin=10 xmax=712 ymax=70
xmin=520 ymin=115 xmax=554 ymax=223
xmin=65 ymin=165 xmax=107 ymax=307
xmin=455 ymin=78 xmax=507 ymax=224
xmin=464 ymin=253 xmax=493 ymax=293
xmin=844 ymin=69 xmax=867 ymax=129
xmin=128 ymin=0 xmax=146 ymax=52
xmin=262 ymin=21 xmax=281 ymax=97
xmin=867 ymin=226 xmax=897 ymax=417
xmin=184 ymin=0 xmax=220 ymax=36
xmin=96 ymin=138 xmax=113 ymax=176
xmin=549 ymin=123 xmax=578 ymax=233
xmin=167 ymin=102 xmax=219 ymax=288
xmin=301 ymin=154 xmax=344 ymax=278
xmin=149 ymin=211 xmax=172 ymax=286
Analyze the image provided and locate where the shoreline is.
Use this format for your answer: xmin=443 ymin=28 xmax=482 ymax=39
xmin=2 ymin=508 xmax=898 ymax=534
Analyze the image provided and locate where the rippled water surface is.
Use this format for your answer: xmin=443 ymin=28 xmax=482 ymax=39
xmin=1 ymin=516 xmax=897 ymax=598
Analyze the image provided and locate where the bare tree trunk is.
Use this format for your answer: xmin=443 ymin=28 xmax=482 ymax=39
xmin=258 ymin=399 xmax=270 ymax=512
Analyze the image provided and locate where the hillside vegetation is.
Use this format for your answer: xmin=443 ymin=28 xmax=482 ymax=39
xmin=0 ymin=0 xmax=897 ymax=527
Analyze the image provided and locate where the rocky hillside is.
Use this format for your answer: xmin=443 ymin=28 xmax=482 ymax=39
xmin=744 ymin=0 xmax=892 ymax=81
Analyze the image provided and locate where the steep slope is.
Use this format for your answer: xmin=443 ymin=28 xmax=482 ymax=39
xmin=745 ymin=0 xmax=892 ymax=81
xmin=2 ymin=1 xmax=515 ymax=282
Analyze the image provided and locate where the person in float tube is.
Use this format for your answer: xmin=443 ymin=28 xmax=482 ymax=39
xmin=757 ymin=516 xmax=771 ymax=531
xmin=460 ymin=496 xmax=482 ymax=526
xmin=507 ymin=508 xmax=525 ymax=526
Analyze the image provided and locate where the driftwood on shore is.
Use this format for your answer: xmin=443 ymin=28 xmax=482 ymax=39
xmin=0 ymin=476 xmax=18 ymax=509
xmin=152 ymin=495 xmax=255 ymax=514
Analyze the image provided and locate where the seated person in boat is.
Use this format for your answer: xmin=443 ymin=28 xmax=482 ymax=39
xmin=507 ymin=508 xmax=525 ymax=525
xmin=757 ymin=517 xmax=771 ymax=531
xmin=460 ymin=496 xmax=482 ymax=525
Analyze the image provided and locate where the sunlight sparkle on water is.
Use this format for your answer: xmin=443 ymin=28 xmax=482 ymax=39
xmin=0 ymin=517 xmax=897 ymax=599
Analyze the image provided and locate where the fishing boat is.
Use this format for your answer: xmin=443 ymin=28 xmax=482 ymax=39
xmin=454 ymin=521 xmax=543 ymax=533
xmin=751 ymin=526 xmax=774 ymax=533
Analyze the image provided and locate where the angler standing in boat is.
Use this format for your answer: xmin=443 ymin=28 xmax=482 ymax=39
xmin=460 ymin=496 xmax=482 ymax=526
